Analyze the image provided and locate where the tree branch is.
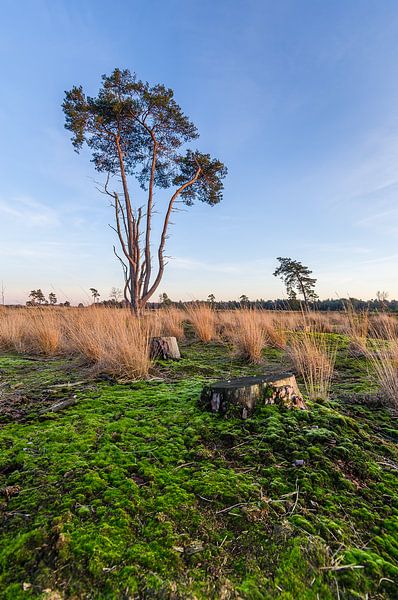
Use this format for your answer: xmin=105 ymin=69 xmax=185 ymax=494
xmin=143 ymin=132 xmax=157 ymax=296
xmin=111 ymin=195 xmax=135 ymax=268
xmin=141 ymin=167 xmax=201 ymax=304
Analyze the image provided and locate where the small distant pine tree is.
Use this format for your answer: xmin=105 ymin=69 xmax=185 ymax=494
xmin=28 ymin=289 xmax=47 ymax=305
xmin=160 ymin=292 xmax=172 ymax=307
xmin=48 ymin=292 xmax=57 ymax=305
xmin=273 ymin=257 xmax=317 ymax=309
xmin=89 ymin=288 xmax=100 ymax=303
xmin=240 ymin=294 xmax=249 ymax=307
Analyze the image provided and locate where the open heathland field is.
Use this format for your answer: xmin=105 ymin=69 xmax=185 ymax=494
xmin=0 ymin=308 xmax=397 ymax=599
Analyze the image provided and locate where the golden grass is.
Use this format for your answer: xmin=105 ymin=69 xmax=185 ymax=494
xmin=304 ymin=312 xmax=336 ymax=334
xmin=1 ymin=305 xmax=397 ymax=391
xmin=287 ymin=329 xmax=337 ymax=401
xmin=63 ymin=308 xmax=155 ymax=379
xmin=0 ymin=307 xmax=153 ymax=379
xmin=217 ymin=309 xmax=283 ymax=361
xmin=259 ymin=312 xmax=287 ymax=349
xmin=186 ymin=304 xmax=216 ymax=342
xmin=369 ymin=313 xmax=398 ymax=339
xmin=344 ymin=304 xmax=369 ymax=355
xmin=158 ymin=308 xmax=185 ymax=339
xmin=0 ymin=310 xmax=27 ymax=353
xmin=26 ymin=310 xmax=63 ymax=355
xmin=231 ymin=310 xmax=267 ymax=363
xmin=366 ymin=330 xmax=398 ymax=408
xmin=215 ymin=310 xmax=236 ymax=340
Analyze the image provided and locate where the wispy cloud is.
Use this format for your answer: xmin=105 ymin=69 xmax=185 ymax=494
xmin=0 ymin=240 xmax=94 ymax=259
xmin=355 ymin=207 xmax=398 ymax=235
xmin=169 ymin=256 xmax=280 ymax=277
xmin=0 ymin=196 xmax=59 ymax=227
xmin=321 ymin=127 xmax=398 ymax=213
xmin=361 ymin=253 xmax=398 ymax=265
xmin=298 ymin=241 xmax=370 ymax=255
xmin=170 ymin=257 xmax=239 ymax=274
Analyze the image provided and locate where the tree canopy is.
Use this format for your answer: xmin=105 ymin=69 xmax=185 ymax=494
xmin=273 ymin=257 xmax=318 ymax=308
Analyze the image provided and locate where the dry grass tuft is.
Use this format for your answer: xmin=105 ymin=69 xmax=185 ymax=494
xmin=366 ymin=330 xmax=398 ymax=408
xmin=0 ymin=310 xmax=27 ymax=353
xmin=344 ymin=304 xmax=369 ymax=355
xmin=215 ymin=310 xmax=237 ymax=339
xmin=369 ymin=313 xmax=398 ymax=340
xmin=186 ymin=305 xmax=216 ymax=342
xmin=259 ymin=312 xmax=287 ymax=349
xmin=287 ymin=330 xmax=337 ymax=401
xmin=230 ymin=310 xmax=267 ymax=363
xmin=158 ymin=308 xmax=185 ymax=339
xmin=28 ymin=309 xmax=63 ymax=355
xmin=217 ymin=310 xmax=286 ymax=351
xmin=305 ymin=312 xmax=336 ymax=334
xmin=0 ymin=307 xmax=154 ymax=380
xmin=63 ymin=308 xmax=153 ymax=379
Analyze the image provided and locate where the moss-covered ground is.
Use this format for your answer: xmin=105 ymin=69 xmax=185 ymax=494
xmin=0 ymin=337 xmax=397 ymax=599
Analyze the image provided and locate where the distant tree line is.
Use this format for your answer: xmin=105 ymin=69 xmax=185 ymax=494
xmin=145 ymin=297 xmax=398 ymax=312
xmin=18 ymin=280 xmax=397 ymax=313
xmin=12 ymin=294 xmax=398 ymax=312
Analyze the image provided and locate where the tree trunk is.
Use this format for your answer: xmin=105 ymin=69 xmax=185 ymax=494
xmin=200 ymin=373 xmax=306 ymax=418
xmin=150 ymin=337 xmax=181 ymax=360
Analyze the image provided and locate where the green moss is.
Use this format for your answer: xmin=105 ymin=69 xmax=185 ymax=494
xmin=0 ymin=340 xmax=397 ymax=599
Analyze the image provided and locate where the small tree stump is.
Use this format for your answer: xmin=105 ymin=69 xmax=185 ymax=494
xmin=150 ymin=336 xmax=181 ymax=360
xmin=200 ymin=372 xmax=306 ymax=418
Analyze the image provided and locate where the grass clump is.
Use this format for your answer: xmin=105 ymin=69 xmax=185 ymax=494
xmin=186 ymin=304 xmax=216 ymax=342
xmin=231 ymin=310 xmax=267 ymax=363
xmin=366 ymin=331 xmax=398 ymax=409
xmin=261 ymin=312 xmax=287 ymax=349
xmin=345 ymin=303 xmax=369 ymax=356
xmin=0 ymin=310 xmax=26 ymax=353
xmin=0 ymin=307 xmax=154 ymax=380
xmin=157 ymin=308 xmax=185 ymax=339
xmin=287 ymin=330 xmax=337 ymax=400
xmin=64 ymin=308 xmax=153 ymax=379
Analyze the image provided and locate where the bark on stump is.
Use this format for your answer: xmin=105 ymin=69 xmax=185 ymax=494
xmin=200 ymin=372 xmax=306 ymax=419
xmin=150 ymin=336 xmax=181 ymax=360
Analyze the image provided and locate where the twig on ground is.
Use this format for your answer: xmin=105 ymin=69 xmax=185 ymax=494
xmin=197 ymin=494 xmax=214 ymax=503
xmin=173 ymin=461 xmax=195 ymax=470
xmin=320 ymin=564 xmax=364 ymax=572
xmin=47 ymin=381 xmax=88 ymax=389
xmin=5 ymin=511 xmax=31 ymax=518
xmin=216 ymin=501 xmax=252 ymax=514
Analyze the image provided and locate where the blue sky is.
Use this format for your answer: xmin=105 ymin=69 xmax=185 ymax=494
xmin=1 ymin=0 xmax=398 ymax=304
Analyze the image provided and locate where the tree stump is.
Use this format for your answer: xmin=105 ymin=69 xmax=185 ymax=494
xmin=150 ymin=336 xmax=181 ymax=360
xmin=200 ymin=372 xmax=306 ymax=418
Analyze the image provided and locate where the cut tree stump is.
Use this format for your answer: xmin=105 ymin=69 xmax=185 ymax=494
xmin=150 ymin=336 xmax=181 ymax=360
xmin=200 ymin=372 xmax=306 ymax=419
